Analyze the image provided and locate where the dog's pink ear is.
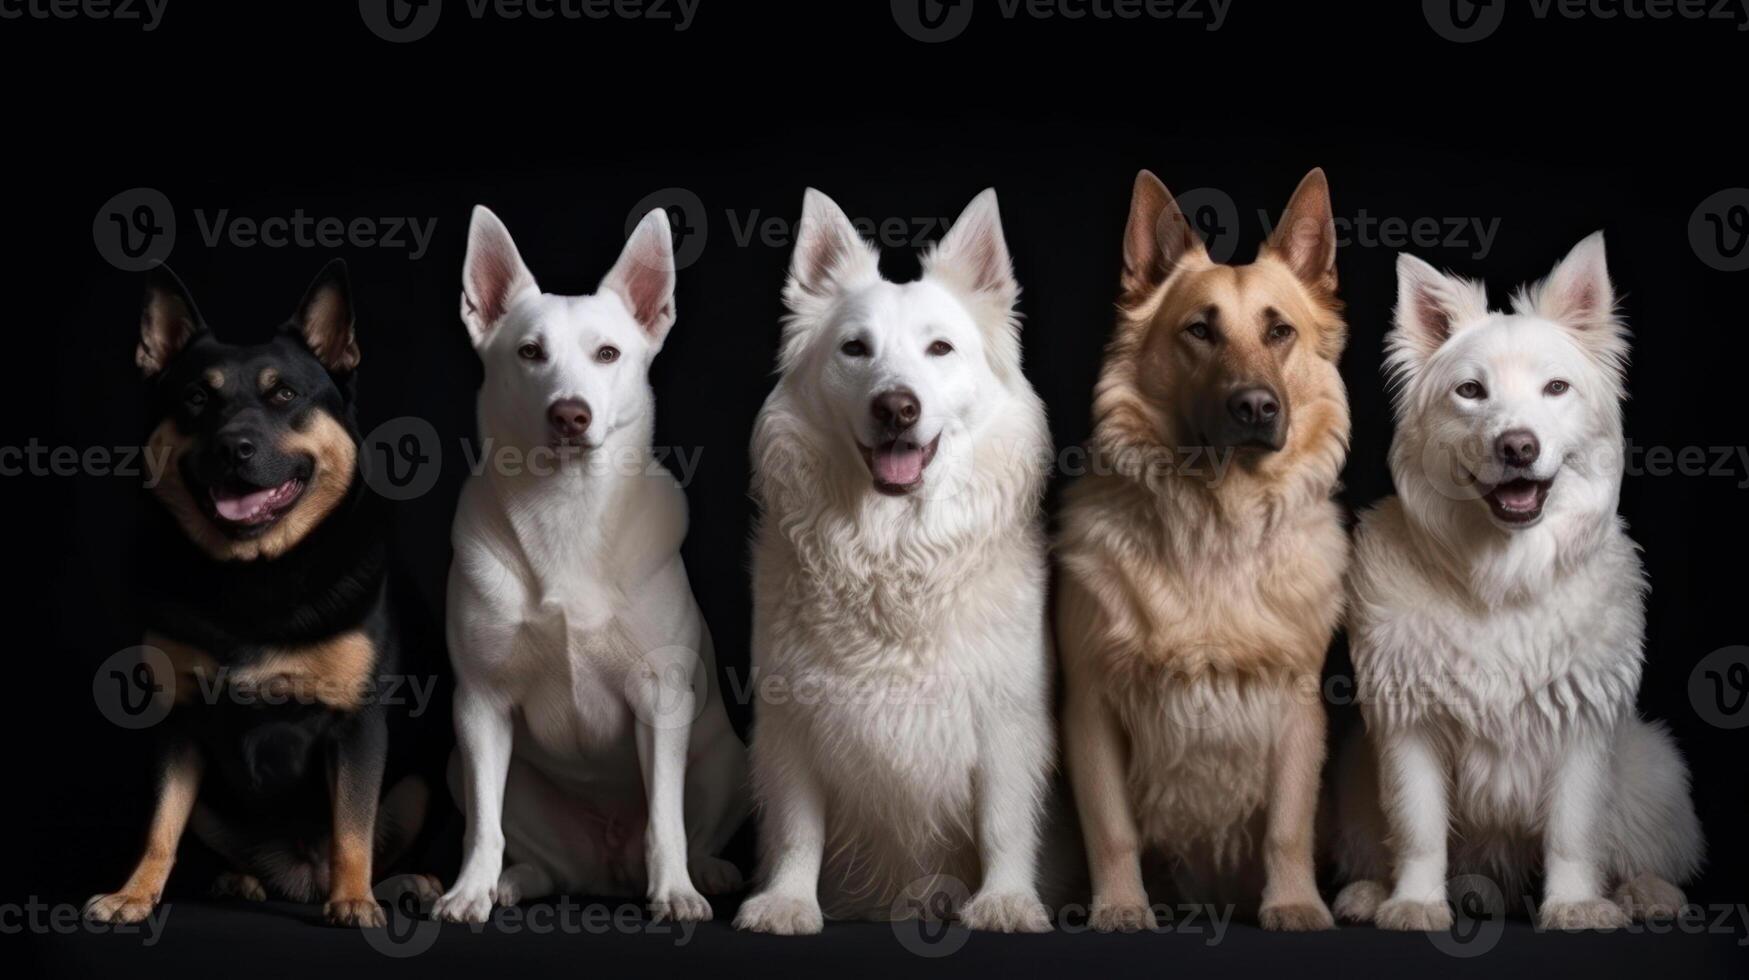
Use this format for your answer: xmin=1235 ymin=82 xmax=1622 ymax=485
xmin=1264 ymin=168 xmax=1338 ymax=294
xmin=787 ymin=188 xmax=879 ymax=302
xmin=291 ymin=260 xmax=360 ymax=374
xmin=928 ymin=188 xmax=1019 ymax=312
xmin=1388 ymin=253 xmax=1491 ymax=370
xmin=1516 ymin=232 xmax=1616 ymax=333
xmin=1122 ymin=170 xmax=1206 ymax=301
xmin=600 ymin=207 xmax=677 ymax=345
xmin=137 ymin=265 xmax=205 ymax=378
xmin=461 ymin=206 xmax=537 ymax=348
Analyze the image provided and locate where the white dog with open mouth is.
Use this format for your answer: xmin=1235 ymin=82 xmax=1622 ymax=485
xmin=1331 ymin=233 xmax=1703 ymax=930
xmin=733 ymin=189 xmax=1055 ymax=934
xmin=433 ymin=206 xmax=748 ymax=924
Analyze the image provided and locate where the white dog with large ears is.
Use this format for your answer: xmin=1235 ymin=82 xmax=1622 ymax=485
xmin=434 ymin=206 xmax=748 ymax=924
xmin=1331 ymin=234 xmax=1703 ymax=931
xmin=734 ymin=189 xmax=1055 ymax=935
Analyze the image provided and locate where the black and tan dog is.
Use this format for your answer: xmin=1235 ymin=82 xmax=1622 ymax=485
xmin=85 ymin=263 xmax=431 ymax=928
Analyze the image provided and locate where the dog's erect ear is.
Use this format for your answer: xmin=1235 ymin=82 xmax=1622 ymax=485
xmin=600 ymin=207 xmax=678 ymax=346
xmin=1515 ymin=232 xmax=1616 ymax=333
xmin=138 ymin=265 xmax=205 ymax=378
xmin=787 ymin=188 xmax=880 ymax=302
xmin=289 ymin=259 xmax=361 ymax=374
xmin=1264 ymin=168 xmax=1338 ymax=294
xmin=927 ymin=189 xmax=1019 ymax=312
xmin=1122 ymin=170 xmax=1206 ymax=301
xmin=1388 ymin=253 xmax=1491 ymax=370
xmin=461 ymin=205 xmax=538 ymax=348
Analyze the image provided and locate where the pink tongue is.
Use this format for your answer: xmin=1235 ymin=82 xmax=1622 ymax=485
xmin=213 ymin=485 xmax=280 ymax=521
xmin=1494 ymin=481 xmax=1540 ymax=511
xmin=872 ymin=444 xmax=925 ymax=487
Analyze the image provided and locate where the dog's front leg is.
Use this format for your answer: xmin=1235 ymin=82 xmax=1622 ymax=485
xmin=734 ymin=712 xmax=826 ymax=935
xmin=1064 ymin=673 xmax=1154 ymax=932
xmin=433 ymin=681 xmax=515 ymax=924
xmin=630 ymin=666 xmax=712 ymax=924
xmin=85 ymin=735 xmax=202 ymax=923
xmin=1257 ymin=692 xmax=1333 ymax=930
xmin=1374 ymin=726 xmax=1454 ymax=930
xmin=325 ymin=711 xmax=387 ymax=927
xmin=1537 ymin=734 xmax=1628 ymax=930
xmin=959 ymin=704 xmax=1052 ymax=933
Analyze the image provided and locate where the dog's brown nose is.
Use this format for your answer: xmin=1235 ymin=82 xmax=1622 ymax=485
xmin=871 ymin=390 xmax=921 ymax=434
xmin=548 ymin=399 xmax=592 ymax=439
xmin=1498 ymin=429 xmax=1540 ymax=467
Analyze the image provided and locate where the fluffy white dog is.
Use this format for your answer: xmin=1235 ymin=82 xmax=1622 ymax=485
xmin=1331 ymin=233 xmax=1704 ymax=931
xmin=434 ymin=206 xmax=748 ymax=924
xmin=732 ymin=189 xmax=1056 ymax=935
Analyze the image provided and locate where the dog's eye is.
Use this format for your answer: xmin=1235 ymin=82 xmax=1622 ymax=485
xmin=596 ymin=345 xmax=621 ymax=364
xmin=840 ymin=339 xmax=869 ymax=358
xmin=1267 ymin=323 xmax=1296 ymax=345
xmin=269 ymin=385 xmax=298 ymax=405
xmin=1545 ymin=379 xmax=1570 ymax=396
xmin=1185 ymin=322 xmax=1212 ymax=342
xmin=518 ymin=342 xmax=545 ymax=362
xmin=1456 ymin=381 xmax=1487 ymax=400
xmin=927 ymin=340 xmax=954 ymax=357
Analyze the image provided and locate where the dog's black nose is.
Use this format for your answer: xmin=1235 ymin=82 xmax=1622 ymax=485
xmin=1498 ymin=429 xmax=1540 ymax=467
xmin=217 ymin=433 xmax=256 ymax=463
xmin=1228 ymin=387 xmax=1281 ymax=428
xmin=871 ymin=390 xmax=921 ymax=434
xmin=548 ymin=399 xmax=592 ymax=439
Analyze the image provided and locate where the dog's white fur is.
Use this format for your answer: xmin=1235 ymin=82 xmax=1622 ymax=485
xmin=1331 ymin=234 xmax=1704 ymax=931
xmin=733 ymin=189 xmax=1056 ymax=935
xmin=434 ymin=206 xmax=748 ymax=924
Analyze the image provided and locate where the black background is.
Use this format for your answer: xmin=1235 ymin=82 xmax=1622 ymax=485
xmin=9 ymin=1 xmax=1749 ymax=977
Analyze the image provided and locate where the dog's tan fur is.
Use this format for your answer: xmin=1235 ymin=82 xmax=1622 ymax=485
xmin=1056 ymin=170 xmax=1350 ymax=931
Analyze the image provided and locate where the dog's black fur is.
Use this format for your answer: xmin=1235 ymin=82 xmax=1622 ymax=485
xmin=103 ymin=262 xmax=436 ymax=925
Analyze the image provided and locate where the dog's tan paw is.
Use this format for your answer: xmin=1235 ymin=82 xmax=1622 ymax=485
xmin=734 ymin=892 xmax=823 ymax=935
xmin=1614 ymin=875 xmax=1685 ymax=921
xmin=689 ymin=856 xmax=745 ymax=896
xmin=1260 ymin=899 xmax=1335 ymax=932
xmin=84 ymin=892 xmax=157 ymax=924
xmin=1375 ymin=897 xmax=1453 ymax=931
xmin=1539 ymin=898 xmax=1629 ymax=931
xmin=1088 ymin=897 xmax=1158 ymax=933
xmin=960 ymin=890 xmax=1052 ymax=933
xmin=649 ymin=884 xmax=713 ymax=923
xmin=212 ymin=872 xmax=268 ymax=902
xmin=1332 ymin=881 xmax=1389 ymax=923
xmin=324 ymin=897 xmax=387 ymax=928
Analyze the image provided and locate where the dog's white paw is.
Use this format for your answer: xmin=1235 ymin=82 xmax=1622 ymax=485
xmin=1539 ymin=897 xmax=1629 ymax=931
xmin=83 ymin=892 xmax=158 ymax=924
xmin=649 ymin=883 xmax=713 ymax=923
xmin=734 ymin=892 xmax=824 ymax=935
xmin=1088 ymin=896 xmax=1158 ymax=933
xmin=1614 ymin=875 xmax=1686 ymax=921
xmin=432 ymin=883 xmax=496 ymax=924
xmin=1260 ymin=899 xmax=1335 ymax=932
xmin=1332 ymin=881 xmax=1389 ymax=923
xmin=960 ymin=890 xmax=1052 ymax=933
xmin=689 ymin=856 xmax=745 ymax=896
xmin=1375 ymin=897 xmax=1453 ymax=931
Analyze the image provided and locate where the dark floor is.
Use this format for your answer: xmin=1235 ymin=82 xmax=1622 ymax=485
xmin=20 ymin=896 xmax=1749 ymax=980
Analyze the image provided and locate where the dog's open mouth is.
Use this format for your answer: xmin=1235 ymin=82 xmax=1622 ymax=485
xmin=1482 ymin=477 xmax=1552 ymax=526
xmin=860 ymin=436 xmax=940 ymax=496
xmin=207 ymin=478 xmax=306 ymax=530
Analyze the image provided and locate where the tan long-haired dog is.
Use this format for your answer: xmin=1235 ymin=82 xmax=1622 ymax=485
xmin=1056 ymin=170 xmax=1350 ymax=931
